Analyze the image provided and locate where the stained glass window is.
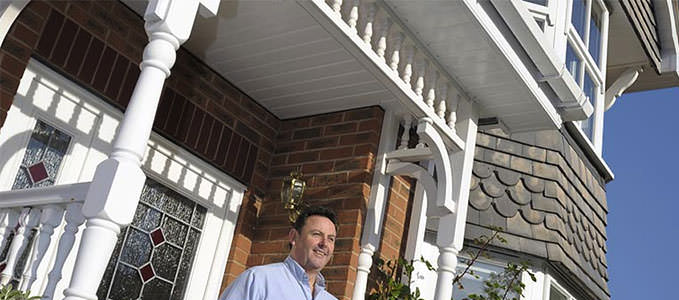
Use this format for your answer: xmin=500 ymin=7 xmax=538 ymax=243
xmin=12 ymin=120 xmax=71 ymax=190
xmin=97 ymin=178 xmax=207 ymax=300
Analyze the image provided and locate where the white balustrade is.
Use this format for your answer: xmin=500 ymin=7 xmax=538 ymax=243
xmin=43 ymin=203 xmax=85 ymax=300
xmin=21 ymin=205 xmax=65 ymax=291
xmin=0 ymin=185 xmax=88 ymax=298
xmin=321 ymin=0 xmax=471 ymax=140
xmin=0 ymin=207 xmax=40 ymax=285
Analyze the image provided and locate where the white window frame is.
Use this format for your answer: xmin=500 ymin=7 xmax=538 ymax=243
xmin=0 ymin=59 xmax=246 ymax=299
xmin=542 ymin=274 xmax=578 ymax=300
xmin=562 ymin=0 xmax=609 ymax=154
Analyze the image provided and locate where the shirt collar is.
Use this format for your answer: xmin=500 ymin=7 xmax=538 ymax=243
xmin=284 ymin=256 xmax=327 ymax=289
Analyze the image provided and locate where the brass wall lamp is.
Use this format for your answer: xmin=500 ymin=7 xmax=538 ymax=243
xmin=280 ymin=170 xmax=306 ymax=223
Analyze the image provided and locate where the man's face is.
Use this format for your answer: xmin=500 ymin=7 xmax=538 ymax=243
xmin=289 ymin=215 xmax=337 ymax=273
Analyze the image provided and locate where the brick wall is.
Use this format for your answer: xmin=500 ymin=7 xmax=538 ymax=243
xmin=235 ymin=107 xmax=384 ymax=300
xmin=0 ymin=0 xmax=277 ymax=292
xmin=2 ymin=2 xmax=391 ymax=299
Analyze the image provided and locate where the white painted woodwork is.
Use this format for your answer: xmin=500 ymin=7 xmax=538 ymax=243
xmin=62 ymin=1 xmax=217 ymax=299
xmin=122 ymin=0 xmax=567 ymax=135
xmin=0 ymin=208 xmax=39 ymax=285
xmin=20 ymin=205 xmax=64 ymax=291
xmin=43 ymin=203 xmax=84 ymax=300
xmin=351 ymin=111 xmax=399 ymax=300
xmin=0 ymin=57 xmax=245 ymax=300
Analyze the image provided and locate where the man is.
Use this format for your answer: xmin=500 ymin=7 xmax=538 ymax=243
xmin=219 ymin=206 xmax=338 ymax=300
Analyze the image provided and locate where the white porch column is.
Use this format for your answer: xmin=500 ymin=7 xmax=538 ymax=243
xmin=351 ymin=111 xmax=399 ymax=300
xmin=62 ymin=1 xmax=218 ymax=299
xmin=433 ymin=101 xmax=478 ymax=300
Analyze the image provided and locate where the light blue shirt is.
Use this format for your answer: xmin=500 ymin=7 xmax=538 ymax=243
xmin=219 ymin=256 xmax=338 ymax=300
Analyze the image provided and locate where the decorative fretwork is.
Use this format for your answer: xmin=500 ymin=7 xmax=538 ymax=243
xmin=97 ymin=178 xmax=207 ymax=300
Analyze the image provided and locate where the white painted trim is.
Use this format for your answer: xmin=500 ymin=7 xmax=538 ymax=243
xmin=489 ymin=0 xmax=591 ymax=122
xmin=351 ymin=110 xmax=399 ymax=300
xmin=564 ymin=122 xmax=614 ymax=182
xmin=0 ymin=0 xmax=29 ymax=46
xmin=298 ymin=0 xmax=465 ymax=151
xmin=0 ymin=182 xmax=88 ymax=208
xmin=462 ymin=0 xmax=563 ymax=129
xmin=654 ymin=0 xmax=679 ymax=74
xmin=0 ymin=59 xmax=245 ymax=299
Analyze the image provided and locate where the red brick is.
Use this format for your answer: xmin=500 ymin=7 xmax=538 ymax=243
xmin=339 ymin=132 xmax=379 ymax=146
xmin=305 ymin=136 xmax=338 ymax=149
xmin=359 ymin=119 xmax=382 ymax=132
xmin=35 ymin=10 xmax=65 ymax=58
xmin=0 ymin=89 xmax=14 ymax=111
xmin=301 ymin=161 xmax=334 ymax=174
xmin=325 ymin=122 xmax=357 ymax=135
xmin=51 ymin=18 xmax=78 ymax=67
xmin=319 ymin=146 xmax=354 ymax=160
xmin=64 ymin=29 xmax=91 ymax=75
xmin=344 ymin=106 xmax=381 ymax=121
xmin=293 ymin=127 xmax=322 ymax=139
xmin=11 ymin=23 xmax=39 ymax=49
xmin=311 ymin=112 xmax=343 ymax=125
xmin=0 ymin=53 xmax=26 ymax=78
xmin=288 ymin=151 xmax=319 ymax=163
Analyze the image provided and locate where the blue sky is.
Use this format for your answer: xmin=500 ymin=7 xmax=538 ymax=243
xmin=603 ymin=87 xmax=679 ymax=299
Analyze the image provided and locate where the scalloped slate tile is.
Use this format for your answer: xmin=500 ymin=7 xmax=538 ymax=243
xmin=493 ymin=195 xmax=519 ymax=218
xmin=470 ymin=175 xmax=479 ymax=190
xmin=506 ymin=214 xmax=531 ymax=237
xmin=544 ymin=214 xmax=566 ymax=238
xmin=473 ymin=162 xmax=493 ymax=179
xmin=522 ymin=177 xmax=544 ymax=193
xmin=507 ymin=182 xmax=531 ymax=205
xmin=519 ymin=208 xmax=544 ymax=224
xmin=480 ymin=176 xmax=505 ymax=198
xmin=496 ymin=168 xmax=520 ymax=186
xmin=469 ymin=188 xmax=492 ymax=211
xmin=531 ymin=194 xmax=561 ymax=215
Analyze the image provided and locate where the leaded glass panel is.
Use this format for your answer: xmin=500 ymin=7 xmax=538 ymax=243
xmin=98 ymin=178 xmax=207 ymax=300
xmin=11 ymin=120 xmax=71 ymax=190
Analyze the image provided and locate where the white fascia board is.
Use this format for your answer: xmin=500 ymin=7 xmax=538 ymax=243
xmin=490 ymin=0 xmax=592 ymax=121
xmin=461 ymin=0 xmax=563 ymax=130
xmin=654 ymin=0 xmax=679 ymax=76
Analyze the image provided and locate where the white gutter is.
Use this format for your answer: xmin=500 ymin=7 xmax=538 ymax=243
xmin=654 ymin=0 xmax=679 ymax=76
xmin=490 ymin=0 xmax=593 ymax=121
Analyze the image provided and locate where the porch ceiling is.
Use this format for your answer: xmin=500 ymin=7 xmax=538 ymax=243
xmin=124 ymin=0 xmax=560 ymax=131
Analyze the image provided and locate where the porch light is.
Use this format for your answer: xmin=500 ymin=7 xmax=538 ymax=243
xmin=280 ymin=170 xmax=306 ymax=223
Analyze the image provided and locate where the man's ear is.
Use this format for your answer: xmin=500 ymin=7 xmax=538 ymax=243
xmin=288 ymin=228 xmax=297 ymax=247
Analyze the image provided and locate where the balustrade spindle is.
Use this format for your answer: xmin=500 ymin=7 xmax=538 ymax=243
xmin=0 ymin=210 xmax=19 ymax=252
xmin=0 ymin=208 xmax=39 ymax=285
xmin=375 ymin=15 xmax=392 ymax=61
xmin=447 ymin=94 xmax=460 ymax=132
xmin=43 ymin=203 xmax=85 ymax=300
xmin=331 ymin=0 xmax=343 ymax=16
xmin=424 ymin=69 xmax=438 ymax=109
xmin=389 ymin=32 xmax=404 ymax=72
xmin=347 ymin=0 xmax=360 ymax=33
xmin=436 ymin=82 xmax=449 ymax=119
xmin=399 ymin=115 xmax=412 ymax=149
xmin=362 ymin=3 xmax=377 ymax=44
xmin=20 ymin=205 xmax=65 ymax=291
xmin=401 ymin=45 xmax=414 ymax=88
xmin=414 ymin=58 xmax=426 ymax=97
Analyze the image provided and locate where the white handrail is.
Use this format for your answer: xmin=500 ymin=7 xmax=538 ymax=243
xmin=0 ymin=182 xmax=90 ymax=208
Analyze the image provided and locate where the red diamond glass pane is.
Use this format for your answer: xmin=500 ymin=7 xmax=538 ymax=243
xmin=27 ymin=162 xmax=49 ymax=183
xmin=150 ymin=229 xmax=165 ymax=246
xmin=140 ymin=264 xmax=154 ymax=282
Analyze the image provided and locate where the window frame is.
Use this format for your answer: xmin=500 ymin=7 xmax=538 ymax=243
xmin=0 ymin=59 xmax=246 ymax=299
xmin=542 ymin=274 xmax=578 ymax=300
xmin=563 ymin=0 xmax=609 ymax=154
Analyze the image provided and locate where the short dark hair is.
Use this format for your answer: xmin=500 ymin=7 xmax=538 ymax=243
xmin=293 ymin=206 xmax=338 ymax=233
